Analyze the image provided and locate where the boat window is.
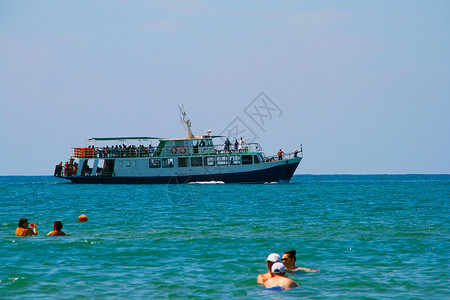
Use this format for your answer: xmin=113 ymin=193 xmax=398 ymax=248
xmin=253 ymin=155 xmax=260 ymax=164
xmin=204 ymin=156 xmax=215 ymax=166
xmin=199 ymin=140 xmax=206 ymax=147
xmin=191 ymin=157 xmax=203 ymax=167
xmin=162 ymin=158 xmax=174 ymax=168
xmin=149 ymin=158 xmax=161 ymax=168
xmin=229 ymin=155 xmax=241 ymax=165
xmin=217 ymin=156 xmax=228 ymax=166
xmin=178 ymin=157 xmax=189 ymax=168
xmin=126 ymin=160 xmax=137 ymax=167
xmin=206 ymin=139 xmax=213 ymax=146
xmin=118 ymin=161 xmax=123 ymax=167
xmin=242 ymin=155 xmax=253 ymax=165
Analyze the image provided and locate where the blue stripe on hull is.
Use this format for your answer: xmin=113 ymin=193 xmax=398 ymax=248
xmin=59 ymin=161 xmax=300 ymax=184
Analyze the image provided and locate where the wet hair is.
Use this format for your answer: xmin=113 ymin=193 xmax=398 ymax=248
xmin=18 ymin=218 xmax=28 ymax=228
xmin=283 ymin=250 xmax=297 ymax=262
xmin=53 ymin=221 xmax=63 ymax=231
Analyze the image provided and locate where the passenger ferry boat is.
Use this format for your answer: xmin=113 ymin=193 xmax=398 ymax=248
xmin=54 ymin=107 xmax=303 ymax=184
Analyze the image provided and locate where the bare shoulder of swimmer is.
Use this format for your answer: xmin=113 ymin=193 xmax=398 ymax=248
xmin=257 ymin=272 xmax=269 ymax=284
xmin=265 ymin=276 xmax=298 ymax=289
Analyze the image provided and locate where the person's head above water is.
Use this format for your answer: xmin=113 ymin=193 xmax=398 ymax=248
xmin=53 ymin=221 xmax=63 ymax=231
xmin=18 ymin=218 xmax=28 ymax=228
xmin=265 ymin=253 xmax=281 ymax=263
xmin=271 ymin=262 xmax=286 ymax=275
xmin=283 ymin=250 xmax=296 ymax=259
xmin=265 ymin=253 xmax=281 ymax=274
xmin=282 ymin=250 xmax=296 ymax=267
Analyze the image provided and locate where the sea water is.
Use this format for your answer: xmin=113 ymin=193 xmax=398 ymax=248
xmin=0 ymin=175 xmax=448 ymax=299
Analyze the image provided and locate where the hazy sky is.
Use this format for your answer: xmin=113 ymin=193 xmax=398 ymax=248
xmin=1 ymin=1 xmax=449 ymax=175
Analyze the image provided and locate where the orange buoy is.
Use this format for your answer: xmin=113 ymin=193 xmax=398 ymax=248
xmin=78 ymin=214 xmax=88 ymax=222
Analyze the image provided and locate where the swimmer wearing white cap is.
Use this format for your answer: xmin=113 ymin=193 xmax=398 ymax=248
xmin=263 ymin=262 xmax=299 ymax=290
xmin=257 ymin=253 xmax=281 ymax=284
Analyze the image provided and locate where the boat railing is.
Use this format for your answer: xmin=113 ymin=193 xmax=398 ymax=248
xmin=71 ymin=147 xmax=158 ymax=159
xmin=213 ymin=142 xmax=261 ymax=154
xmin=264 ymin=149 xmax=303 ymax=162
xmin=70 ymin=143 xmax=263 ymax=159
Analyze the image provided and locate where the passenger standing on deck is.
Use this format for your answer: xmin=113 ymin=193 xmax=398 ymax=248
xmin=64 ymin=161 xmax=69 ymax=176
xmin=238 ymin=137 xmax=244 ymax=152
xmin=15 ymin=218 xmax=37 ymax=236
xmin=47 ymin=221 xmax=66 ymax=236
xmin=234 ymin=140 xmax=239 ymax=152
xmin=282 ymin=250 xmax=318 ymax=272
xmin=278 ymin=149 xmax=285 ymax=160
xmin=263 ymin=262 xmax=299 ymax=290
xmin=224 ymin=138 xmax=231 ymax=153
xmin=54 ymin=162 xmax=62 ymax=176
xmin=257 ymin=253 xmax=281 ymax=284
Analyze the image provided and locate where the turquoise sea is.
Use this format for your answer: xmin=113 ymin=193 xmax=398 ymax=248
xmin=0 ymin=175 xmax=449 ymax=299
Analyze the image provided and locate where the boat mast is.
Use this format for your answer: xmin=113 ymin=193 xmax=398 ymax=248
xmin=179 ymin=105 xmax=194 ymax=138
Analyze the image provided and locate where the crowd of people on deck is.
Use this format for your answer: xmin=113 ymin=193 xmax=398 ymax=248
xmin=87 ymin=144 xmax=155 ymax=158
xmin=257 ymin=251 xmax=318 ymax=291
xmin=223 ymin=137 xmax=246 ymax=153
xmin=54 ymin=161 xmax=78 ymax=177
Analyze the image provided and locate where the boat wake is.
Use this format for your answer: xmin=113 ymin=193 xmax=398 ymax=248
xmin=188 ymin=181 xmax=225 ymax=185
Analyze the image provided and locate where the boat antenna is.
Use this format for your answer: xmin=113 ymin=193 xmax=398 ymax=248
xmin=179 ymin=105 xmax=194 ymax=138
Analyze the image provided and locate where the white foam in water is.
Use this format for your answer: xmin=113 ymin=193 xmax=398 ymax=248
xmin=188 ymin=181 xmax=225 ymax=184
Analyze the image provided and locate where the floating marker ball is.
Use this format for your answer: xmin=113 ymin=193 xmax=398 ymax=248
xmin=78 ymin=215 xmax=88 ymax=222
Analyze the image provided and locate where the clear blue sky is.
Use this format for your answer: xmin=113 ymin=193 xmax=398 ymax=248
xmin=1 ymin=1 xmax=449 ymax=175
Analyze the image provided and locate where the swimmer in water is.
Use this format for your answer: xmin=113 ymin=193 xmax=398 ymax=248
xmin=257 ymin=253 xmax=281 ymax=284
xmin=264 ymin=262 xmax=299 ymax=290
xmin=282 ymin=250 xmax=318 ymax=272
xmin=15 ymin=218 xmax=37 ymax=236
xmin=47 ymin=221 xmax=66 ymax=236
